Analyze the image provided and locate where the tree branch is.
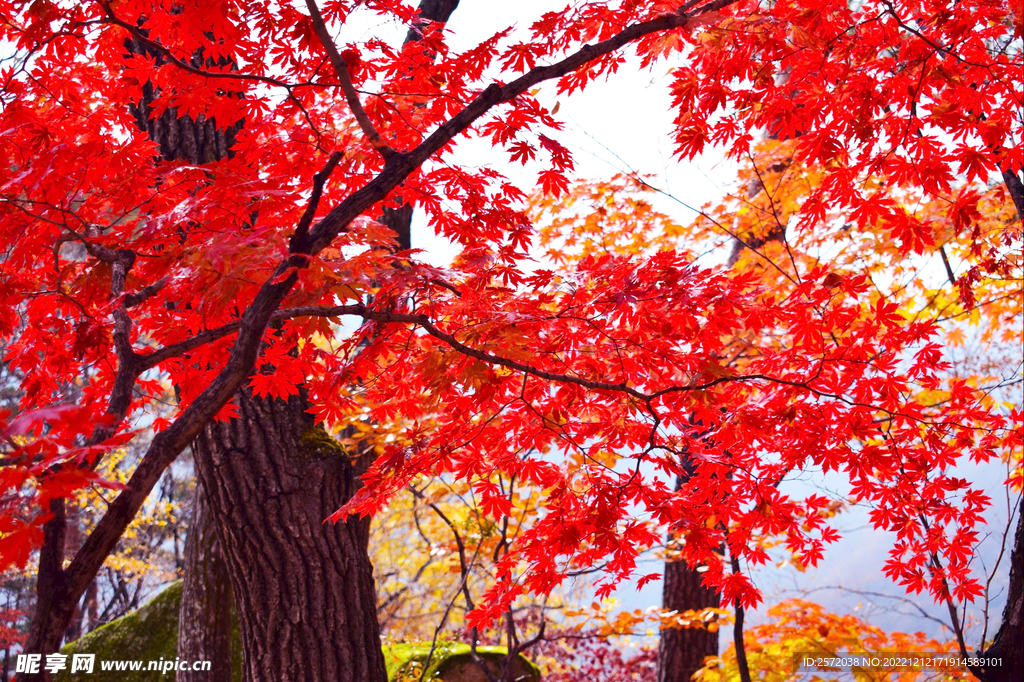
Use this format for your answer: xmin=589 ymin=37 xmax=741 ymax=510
xmin=138 ymin=304 xmax=366 ymax=370
xmin=918 ymin=513 xmax=984 ymax=678
xmin=729 ymin=552 xmax=752 ymax=682
xmin=124 ymin=278 xmax=167 ymax=308
xmin=290 ymin=150 xmax=344 ymax=252
xmin=303 ymin=1 xmax=740 ymax=255
xmin=1002 ymin=168 xmax=1024 ymax=223
xmin=304 ymin=0 xmax=394 ymax=158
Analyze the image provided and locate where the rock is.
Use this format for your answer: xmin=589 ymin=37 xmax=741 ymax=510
xmin=385 ymin=642 xmax=540 ymax=682
xmin=55 ymin=581 xmax=228 ymax=682
xmin=56 ymin=582 xmax=539 ymax=682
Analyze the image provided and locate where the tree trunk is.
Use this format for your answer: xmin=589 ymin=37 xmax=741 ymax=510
xmin=191 ymin=389 xmax=386 ymax=682
xmin=125 ymin=34 xmax=242 ymax=166
xmin=127 ymin=20 xmax=386 ymax=681
xmin=979 ymin=498 xmax=1023 ymax=682
xmin=659 ymin=453 xmax=719 ymax=682
xmin=658 ymin=551 xmax=720 ymax=682
xmin=177 ymin=481 xmax=234 ymax=682
xmin=668 ymin=85 xmax=796 ymax=677
xmin=122 ymin=34 xmax=241 ymax=679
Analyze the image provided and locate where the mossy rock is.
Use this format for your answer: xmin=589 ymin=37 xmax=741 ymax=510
xmin=385 ymin=642 xmax=540 ymax=682
xmin=57 ymin=581 xmax=241 ymax=682
xmin=57 ymin=581 xmax=539 ymax=682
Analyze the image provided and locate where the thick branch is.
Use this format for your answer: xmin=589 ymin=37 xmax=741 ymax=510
xmin=23 ymin=244 xmax=143 ymax=671
xmin=304 ymin=0 xmax=393 ymax=157
xmin=1002 ymin=168 xmax=1024 ymax=223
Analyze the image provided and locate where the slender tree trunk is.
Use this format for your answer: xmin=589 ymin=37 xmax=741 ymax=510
xmin=661 ymin=80 xmax=797 ymax=679
xmin=979 ymin=499 xmax=1023 ymax=682
xmin=659 ymin=451 xmax=720 ymax=682
xmin=177 ymin=481 xmax=234 ymax=682
xmin=658 ymin=542 xmax=720 ymax=682
xmin=191 ymin=389 xmax=386 ymax=682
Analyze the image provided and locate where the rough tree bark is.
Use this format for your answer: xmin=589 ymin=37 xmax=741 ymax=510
xmin=658 ymin=553 xmax=720 ymax=682
xmin=191 ymin=390 xmax=385 ymax=682
xmin=126 ymin=37 xmax=242 ymax=166
xmin=658 ymin=460 xmax=720 ymax=682
xmin=177 ymin=483 xmax=233 ymax=682
xmin=658 ymin=557 xmax=720 ymax=682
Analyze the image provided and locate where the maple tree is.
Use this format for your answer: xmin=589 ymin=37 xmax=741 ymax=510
xmin=528 ymin=1 xmax=1022 ymax=671
xmin=0 ymin=0 xmax=1021 ymax=681
xmin=532 ymin=131 xmax=1022 ymax=680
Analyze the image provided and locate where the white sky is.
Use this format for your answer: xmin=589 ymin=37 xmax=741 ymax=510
xmin=336 ymin=0 xmax=737 ymax=265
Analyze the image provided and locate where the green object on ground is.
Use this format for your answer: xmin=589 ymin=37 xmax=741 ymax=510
xmin=55 ymin=581 xmax=539 ymax=681
xmin=56 ymin=581 xmax=209 ymax=682
xmin=384 ymin=641 xmax=541 ymax=682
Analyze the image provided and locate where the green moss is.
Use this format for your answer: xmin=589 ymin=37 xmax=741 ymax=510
xmin=298 ymin=425 xmax=349 ymax=460
xmin=384 ymin=642 xmax=541 ymax=682
xmin=56 ymin=581 xmax=243 ymax=682
xmin=56 ymin=583 xmax=539 ymax=681
xmin=56 ymin=582 xmax=181 ymax=682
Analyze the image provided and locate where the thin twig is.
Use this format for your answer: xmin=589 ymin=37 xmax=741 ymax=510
xmin=729 ymin=551 xmax=752 ymax=682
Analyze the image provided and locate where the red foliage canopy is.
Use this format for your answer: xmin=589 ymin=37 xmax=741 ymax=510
xmin=0 ymin=0 xmax=1020 ymax=634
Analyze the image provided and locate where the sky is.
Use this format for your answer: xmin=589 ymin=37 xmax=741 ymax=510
xmin=338 ymin=0 xmax=737 ymax=267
